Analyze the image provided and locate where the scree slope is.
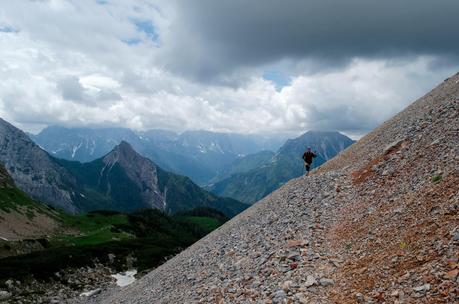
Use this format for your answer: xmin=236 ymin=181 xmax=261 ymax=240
xmin=74 ymin=72 xmax=458 ymax=303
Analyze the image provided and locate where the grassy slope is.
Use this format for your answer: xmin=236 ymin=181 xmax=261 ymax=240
xmin=181 ymin=217 xmax=220 ymax=232
xmin=0 ymin=207 xmax=228 ymax=281
xmin=51 ymin=212 xmax=133 ymax=246
xmin=0 ymin=186 xmax=62 ymax=241
xmin=0 ymin=186 xmax=57 ymax=217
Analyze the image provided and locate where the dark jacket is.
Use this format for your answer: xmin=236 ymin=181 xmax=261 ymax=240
xmin=302 ymin=151 xmax=316 ymax=164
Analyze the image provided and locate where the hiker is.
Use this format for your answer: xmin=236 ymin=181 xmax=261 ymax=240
xmin=302 ymin=147 xmax=317 ymax=175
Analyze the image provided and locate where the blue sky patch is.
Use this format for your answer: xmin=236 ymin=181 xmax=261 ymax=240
xmin=263 ymin=70 xmax=291 ymax=90
xmin=134 ymin=20 xmax=158 ymax=42
xmin=0 ymin=26 xmax=18 ymax=33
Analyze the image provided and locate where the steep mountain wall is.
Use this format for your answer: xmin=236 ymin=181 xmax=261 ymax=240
xmin=0 ymin=119 xmax=78 ymax=213
xmin=0 ymin=164 xmax=61 ymax=241
xmin=77 ymin=72 xmax=458 ymax=303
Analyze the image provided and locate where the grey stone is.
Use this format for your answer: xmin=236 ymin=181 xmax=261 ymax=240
xmin=319 ymin=278 xmax=334 ymax=286
xmin=108 ymin=253 xmax=116 ymax=263
xmin=304 ymin=275 xmax=316 ymax=287
xmin=5 ymin=279 xmax=15 ymax=290
xmin=272 ymin=290 xmax=286 ymax=301
xmin=0 ymin=291 xmax=12 ymax=301
xmin=413 ymin=284 xmax=430 ymax=292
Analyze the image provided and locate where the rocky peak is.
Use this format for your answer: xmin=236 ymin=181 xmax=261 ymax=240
xmin=116 ymin=140 xmax=134 ymax=151
xmin=278 ymin=130 xmax=354 ymax=160
xmin=103 ymin=141 xmax=148 ymax=171
xmin=107 ymin=140 xmax=136 ymax=159
xmin=101 ymin=141 xmax=165 ymax=210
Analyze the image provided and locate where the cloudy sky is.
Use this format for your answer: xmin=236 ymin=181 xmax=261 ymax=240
xmin=1 ymin=0 xmax=458 ymax=138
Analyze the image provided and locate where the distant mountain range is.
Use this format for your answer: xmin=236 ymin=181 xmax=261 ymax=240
xmin=3 ymin=118 xmax=353 ymax=216
xmin=0 ymin=118 xmax=247 ymax=217
xmin=30 ymin=126 xmax=286 ymax=185
xmin=209 ymin=131 xmax=354 ymax=204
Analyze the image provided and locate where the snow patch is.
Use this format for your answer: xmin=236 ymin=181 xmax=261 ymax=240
xmin=111 ymin=269 xmax=137 ymax=287
xmin=71 ymin=142 xmax=83 ymax=158
xmin=80 ymin=288 xmax=101 ymax=297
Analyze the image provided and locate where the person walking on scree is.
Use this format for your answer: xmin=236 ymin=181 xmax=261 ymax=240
xmin=302 ymin=147 xmax=316 ymax=175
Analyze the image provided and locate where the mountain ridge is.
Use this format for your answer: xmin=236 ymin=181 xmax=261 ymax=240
xmin=30 ymin=127 xmax=287 ymax=185
xmin=101 ymin=141 xmax=165 ymax=210
xmin=56 ymin=141 xmax=248 ymax=216
xmin=1 ymin=121 xmax=247 ymax=217
xmin=210 ymin=130 xmax=354 ymax=204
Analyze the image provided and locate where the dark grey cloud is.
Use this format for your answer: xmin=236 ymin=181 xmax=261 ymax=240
xmin=160 ymin=0 xmax=459 ymax=81
xmin=57 ymin=76 xmax=84 ymax=101
xmin=57 ymin=76 xmax=121 ymax=105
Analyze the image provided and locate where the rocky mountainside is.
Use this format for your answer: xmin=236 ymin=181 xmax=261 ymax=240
xmin=57 ymin=141 xmax=166 ymax=212
xmin=100 ymin=142 xmax=165 ymax=210
xmin=58 ymin=142 xmax=248 ymax=216
xmin=0 ymin=164 xmax=61 ymax=241
xmin=277 ymin=131 xmax=354 ymax=161
xmin=210 ymin=131 xmax=354 ymax=204
xmin=0 ymin=163 xmax=13 ymax=188
xmin=79 ymin=72 xmax=458 ymax=303
xmin=0 ymin=119 xmax=78 ymax=213
xmin=30 ymin=127 xmax=286 ymax=185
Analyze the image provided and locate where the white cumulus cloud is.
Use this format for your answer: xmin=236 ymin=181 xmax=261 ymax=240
xmin=0 ymin=1 xmax=457 ymax=137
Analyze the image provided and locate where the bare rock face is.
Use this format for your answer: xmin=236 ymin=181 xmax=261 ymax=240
xmin=0 ymin=162 xmax=61 ymax=241
xmin=101 ymin=141 xmax=165 ymax=210
xmin=73 ymin=72 xmax=458 ymax=304
xmin=0 ymin=118 xmax=78 ymax=213
xmin=0 ymin=164 xmax=14 ymax=188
